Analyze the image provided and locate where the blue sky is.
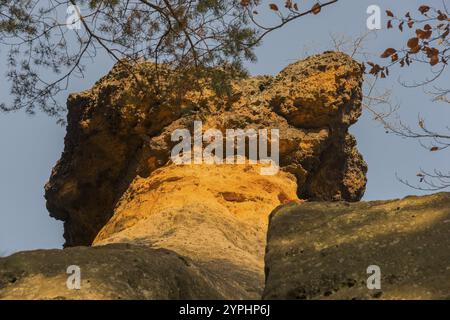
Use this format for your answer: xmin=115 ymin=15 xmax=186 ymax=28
xmin=1 ymin=0 xmax=449 ymax=255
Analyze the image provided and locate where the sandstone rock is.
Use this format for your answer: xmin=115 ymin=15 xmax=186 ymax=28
xmin=263 ymin=192 xmax=450 ymax=300
xmin=45 ymin=51 xmax=367 ymax=247
xmin=93 ymin=162 xmax=299 ymax=298
xmin=3 ymin=163 xmax=298 ymax=300
xmin=0 ymin=244 xmax=227 ymax=299
xmin=4 ymin=51 xmax=368 ymax=300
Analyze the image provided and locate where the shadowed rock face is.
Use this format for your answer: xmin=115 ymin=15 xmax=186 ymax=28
xmin=45 ymin=51 xmax=367 ymax=247
xmin=263 ymin=192 xmax=450 ymax=300
xmin=0 ymin=244 xmax=230 ymax=299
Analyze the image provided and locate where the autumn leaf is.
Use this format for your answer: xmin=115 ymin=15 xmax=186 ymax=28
xmin=424 ymin=47 xmax=439 ymax=66
xmin=430 ymin=55 xmax=439 ymax=66
xmin=437 ymin=10 xmax=448 ymax=21
xmin=425 ymin=47 xmax=439 ymax=57
xmin=386 ymin=10 xmax=394 ymax=17
xmin=387 ymin=20 xmax=393 ymax=29
xmin=269 ymin=3 xmax=279 ymax=11
xmin=430 ymin=146 xmax=439 ymax=152
xmin=416 ymin=28 xmax=432 ymax=39
xmin=409 ymin=45 xmax=421 ymax=54
xmin=407 ymin=37 xmax=419 ymax=48
xmin=418 ymin=5 xmax=430 ymax=14
xmin=367 ymin=63 xmax=382 ymax=75
xmin=381 ymin=48 xmax=397 ymax=58
xmin=311 ymin=3 xmax=321 ymax=14
xmin=399 ymin=21 xmax=404 ymax=32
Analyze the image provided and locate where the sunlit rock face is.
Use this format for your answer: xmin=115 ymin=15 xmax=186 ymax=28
xmin=0 ymin=51 xmax=368 ymax=300
xmin=94 ymin=163 xmax=299 ymax=298
xmin=45 ymin=51 xmax=367 ymax=248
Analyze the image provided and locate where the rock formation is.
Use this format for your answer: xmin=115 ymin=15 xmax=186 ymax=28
xmin=1 ymin=51 xmax=369 ymax=299
xmin=263 ymin=192 xmax=450 ymax=300
xmin=93 ymin=163 xmax=299 ymax=298
xmin=0 ymin=244 xmax=227 ymax=299
xmin=44 ymin=51 xmax=367 ymax=248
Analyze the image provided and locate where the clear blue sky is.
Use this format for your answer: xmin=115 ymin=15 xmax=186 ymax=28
xmin=1 ymin=0 xmax=449 ymax=255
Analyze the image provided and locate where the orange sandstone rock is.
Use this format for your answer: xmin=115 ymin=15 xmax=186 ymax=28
xmin=45 ymin=51 xmax=367 ymax=247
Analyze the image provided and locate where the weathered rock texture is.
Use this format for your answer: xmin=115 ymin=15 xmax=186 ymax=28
xmin=0 ymin=244 xmax=227 ymax=299
xmin=263 ymin=192 xmax=450 ymax=300
xmin=45 ymin=51 xmax=367 ymax=247
xmin=93 ymin=163 xmax=299 ymax=298
xmin=1 ymin=51 xmax=368 ymax=300
xmin=1 ymin=164 xmax=298 ymax=300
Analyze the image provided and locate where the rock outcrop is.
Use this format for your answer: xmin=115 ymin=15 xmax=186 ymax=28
xmin=1 ymin=51 xmax=368 ymax=300
xmin=0 ymin=244 xmax=227 ymax=299
xmin=45 ymin=51 xmax=367 ymax=247
xmin=93 ymin=163 xmax=299 ymax=298
xmin=263 ymin=192 xmax=450 ymax=300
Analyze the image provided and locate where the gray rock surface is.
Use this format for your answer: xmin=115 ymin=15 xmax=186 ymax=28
xmin=0 ymin=243 xmax=244 ymax=299
xmin=263 ymin=192 xmax=450 ymax=300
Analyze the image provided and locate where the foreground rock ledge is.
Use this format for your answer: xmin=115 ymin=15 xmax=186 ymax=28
xmin=263 ymin=192 xmax=450 ymax=300
xmin=1 ymin=163 xmax=298 ymax=300
xmin=0 ymin=244 xmax=226 ymax=299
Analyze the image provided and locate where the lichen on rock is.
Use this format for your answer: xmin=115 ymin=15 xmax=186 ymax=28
xmin=263 ymin=192 xmax=450 ymax=300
